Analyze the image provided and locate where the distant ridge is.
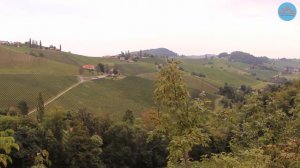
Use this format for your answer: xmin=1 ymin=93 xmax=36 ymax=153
xmin=142 ymin=48 xmax=178 ymax=57
xmin=218 ymin=51 xmax=270 ymax=65
xmin=129 ymin=48 xmax=178 ymax=57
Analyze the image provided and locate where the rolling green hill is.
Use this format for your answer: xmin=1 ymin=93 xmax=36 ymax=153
xmin=137 ymin=72 xmax=218 ymax=94
xmin=46 ymin=76 xmax=155 ymax=120
xmin=130 ymin=48 xmax=178 ymax=57
xmin=0 ymin=46 xmax=78 ymax=75
xmin=0 ymin=74 xmax=77 ymax=111
xmin=115 ymin=62 xmax=158 ymax=76
xmin=179 ymin=58 xmax=263 ymax=87
xmin=1 ymin=45 xmax=299 ymax=120
xmin=1 ymin=45 xmax=102 ymax=66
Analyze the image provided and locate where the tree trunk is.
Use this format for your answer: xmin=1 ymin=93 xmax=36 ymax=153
xmin=183 ymin=150 xmax=189 ymax=168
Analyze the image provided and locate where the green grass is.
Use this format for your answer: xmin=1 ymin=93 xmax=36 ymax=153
xmin=179 ymin=58 xmax=264 ymax=87
xmin=0 ymin=74 xmax=77 ymax=111
xmin=137 ymin=72 xmax=159 ymax=81
xmin=139 ymin=57 xmax=167 ymax=64
xmin=249 ymin=69 xmax=277 ymax=79
xmin=183 ymin=75 xmax=218 ymax=93
xmin=46 ymin=76 xmax=155 ymax=120
xmin=138 ymin=72 xmax=218 ymax=94
xmin=1 ymin=45 xmax=102 ymax=66
xmin=115 ymin=62 xmax=158 ymax=76
xmin=0 ymin=46 xmax=78 ymax=75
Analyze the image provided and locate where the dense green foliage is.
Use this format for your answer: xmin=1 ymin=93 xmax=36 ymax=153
xmin=153 ymin=60 xmax=210 ymax=167
xmin=0 ymin=130 xmax=19 ymax=167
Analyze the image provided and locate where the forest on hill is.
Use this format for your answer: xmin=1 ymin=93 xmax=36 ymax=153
xmin=1 ymin=60 xmax=299 ymax=168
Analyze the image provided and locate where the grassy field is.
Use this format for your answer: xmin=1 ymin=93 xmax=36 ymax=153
xmin=179 ymin=58 xmax=265 ymax=87
xmin=0 ymin=74 xmax=77 ymax=111
xmin=46 ymin=76 xmax=155 ymax=120
xmin=1 ymin=45 xmax=102 ymax=66
xmin=137 ymin=72 xmax=219 ymax=94
xmin=249 ymin=69 xmax=277 ymax=79
xmin=115 ymin=62 xmax=158 ymax=76
xmin=0 ymin=46 xmax=79 ymax=75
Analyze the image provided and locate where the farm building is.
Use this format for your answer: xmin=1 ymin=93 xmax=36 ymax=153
xmin=82 ymin=64 xmax=95 ymax=70
xmin=0 ymin=41 xmax=9 ymax=45
xmin=284 ymin=66 xmax=300 ymax=74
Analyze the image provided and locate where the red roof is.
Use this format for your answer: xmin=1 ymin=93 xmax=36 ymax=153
xmin=82 ymin=64 xmax=95 ymax=70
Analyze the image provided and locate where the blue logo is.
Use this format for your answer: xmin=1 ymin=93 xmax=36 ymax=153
xmin=278 ymin=2 xmax=297 ymax=21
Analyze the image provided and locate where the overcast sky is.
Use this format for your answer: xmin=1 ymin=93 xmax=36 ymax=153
xmin=0 ymin=0 xmax=299 ymax=58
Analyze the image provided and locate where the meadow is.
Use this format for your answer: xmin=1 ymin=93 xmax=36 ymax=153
xmin=45 ymin=76 xmax=155 ymax=120
xmin=0 ymin=74 xmax=77 ymax=111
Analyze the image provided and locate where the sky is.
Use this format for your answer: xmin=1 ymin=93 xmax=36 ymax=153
xmin=0 ymin=0 xmax=299 ymax=58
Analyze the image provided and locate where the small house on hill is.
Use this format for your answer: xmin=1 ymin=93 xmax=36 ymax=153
xmin=108 ymin=68 xmax=120 ymax=76
xmin=14 ymin=42 xmax=21 ymax=47
xmin=82 ymin=64 xmax=95 ymax=70
xmin=0 ymin=41 xmax=9 ymax=45
xmin=284 ymin=67 xmax=300 ymax=74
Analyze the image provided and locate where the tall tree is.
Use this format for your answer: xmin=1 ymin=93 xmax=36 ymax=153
xmin=29 ymin=38 xmax=32 ymax=48
xmin=17 ymin=101 xmax=29 ymax=115
xmin=67 ymin=122 xmax=104 ymax=168
xmin=102 ymin=122 xmax=163 ymax=168
xmin=39 ymin=40 xmax=42 ymax=49
xmin=96 ymin=63 xmax=105 ymax=74
xmin=153 ymin=59 xmax=210 ymax=168
xmin=139 ymin=50 xmax=143 ymax=57
xmin=36 ymin=92 xmax=45 ymax=122
xmin=123 ymin=109 xmax=135 ymax=125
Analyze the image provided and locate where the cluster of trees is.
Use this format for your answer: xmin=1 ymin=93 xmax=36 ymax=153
xmin=28 ymin=38 xmax=42 ymax=49
xmin=78 ymin=63 xmax=119 ymax=76
xmin=0 ymin=107 xmax=170 ymax=168
xmin=119 ymin=51 xmax=131 ymax=59
xmin=95 ymin=63 xmax=118 ymax=75
xmin=218 ymin=84 xmax=252 ymax=108
xmin=28 ymin=38 xmax=61 ymax=51
xmin=205 ymin=81 xmax=300 ymax=168
xmin=1 ymin=60 xmax=299 ymax=167
xmin=218 ymin=51 xmax=270 ymax=65
xmin=95 ymin=63 xmax=106 ymax=74
xmin=119 ymin=51 xmax=140 ymax=62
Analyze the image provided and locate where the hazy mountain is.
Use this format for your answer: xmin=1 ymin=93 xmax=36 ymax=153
xmin=129 ymin=48 xmax=178 ymax=57
xmin=218 ymin=51 xmax=270 ymax=65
